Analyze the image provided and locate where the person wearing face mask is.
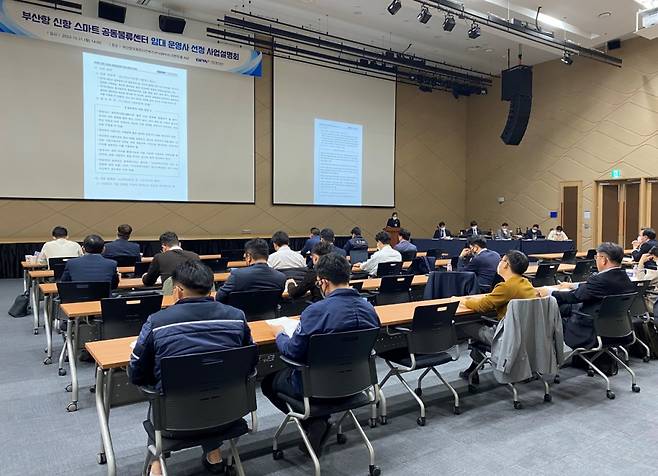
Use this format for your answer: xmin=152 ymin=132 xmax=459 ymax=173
xmin=262 ymin=253 xmax=380 ymax=457
xmin=215 ymin=238 xmax=286 ymax=303
xmin=286 ymin=241 xmax=333 ymax=302
xmin=386 ymin=212 xmax=400 ymax=228
xmin=465 ymin=221 xmax=480 ymax=237
xmin=635 ymin=246 xmax=658 ymax=312
xmin=352 ymin=230 xmax=402 ymax=277
xmin=496 ymin=222 xmax=513 ymax=240
xmin=142 ymin=231 xmax=200 ymax=286
xmin=457 ymin=236 xmax=501 ymax=293
xmin=547 ymin=226 xmax=569 ymax=241
xmin=433 ymin=222 xmax=452 ymax=239
xmin=129 ymin=260 xmax=253 ymax=476
xmin=523 ymin=224 xmax=544 ymax=240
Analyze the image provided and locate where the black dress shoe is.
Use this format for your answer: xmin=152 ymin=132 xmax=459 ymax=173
xmin=459 ymin=369 xmax=480 ymax=384
xmin=299 ymin=420 xmax=330 ymax=457
xmin=202 ymin=455 xmax=226 ymax=474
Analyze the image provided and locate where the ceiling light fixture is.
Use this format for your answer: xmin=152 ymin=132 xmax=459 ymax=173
xmin=468 ymin=21 xmax=481 ymax=39
xmin=443 ymin=13 xmax=456 ymax=31
xmin=387 ymin=0 xmax=402 ymax=15
xmin=561 ymin=51 xmax=573 ymax=65
xmin=417 ymin=5 xmax=432 ymax=24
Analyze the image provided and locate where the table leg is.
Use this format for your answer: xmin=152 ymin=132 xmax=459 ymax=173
xmin=23 ymin=269 xmax=29 ymax=293
xmin=95 ymin=367 xmax=116 ymax=476
xmin=65 ymin=319 xmax=78 ymax=412
xmin=31 ymin=278 xmax=41 ymax=335
xmin=43 ymin=294 xmax=53 ymax=365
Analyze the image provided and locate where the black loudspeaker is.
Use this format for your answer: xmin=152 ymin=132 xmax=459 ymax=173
xmin=500 ymin=65 xmax=533 ymax=146
xmin=159 ymin=15 xmax=186 ymax=34
xmin=98 ymin=1 xmax=126 ymax=24
xmin=607 ymin=39 xmax=621 ymax=50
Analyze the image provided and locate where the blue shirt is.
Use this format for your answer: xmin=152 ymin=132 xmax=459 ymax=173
xmin=457 ymin=248 xmax=501 ymax=292
xmin=300 ymin=235 xmax=321 ymax=256
xmin=275 ymin=287 xmax=380 ymax=393
xmin=394 ymin=240 xmax=417 ymax=253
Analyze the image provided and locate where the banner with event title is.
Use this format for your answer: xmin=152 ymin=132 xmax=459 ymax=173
xmin=0 ymin=0 xmax=262 ymax=76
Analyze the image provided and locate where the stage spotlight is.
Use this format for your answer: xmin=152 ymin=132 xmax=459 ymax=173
xmin=561 ymin=51 xmax=573 ymax=65
xmin=387 ymin=0 xmax=402 ymax=15
xmin=417 ymin=5 xmax=432 ymax=24
xmin=443 ymin=13 xmax=456 ymax=31
xmin=467 ymin=21 xmax=481 ymax=39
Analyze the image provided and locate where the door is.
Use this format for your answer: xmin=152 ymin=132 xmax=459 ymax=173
xmin=599 ymin=183 xmax=621 ymax=244
xmin=623 ymin=181 xmax=641 ymax=248
xmin=648 ymin=180 xmax=658 ymax=229
xmin=560 ymin=182 xmax=581 ymax=249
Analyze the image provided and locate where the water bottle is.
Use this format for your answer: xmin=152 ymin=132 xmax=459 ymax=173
xmin=447 ymin=262 xmax=453 ymax=272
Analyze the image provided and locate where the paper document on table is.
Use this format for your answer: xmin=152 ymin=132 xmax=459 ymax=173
xmin=266 ymin=317 xmax=299 ymax=337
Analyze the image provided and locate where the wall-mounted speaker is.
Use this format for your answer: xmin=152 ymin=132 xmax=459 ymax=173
xmin=500 ymin=65 xmax=533 ymax=146
xmin=159 ymin=15 xmax=186 ymax=34
xmin=98 ymin=1 xmax=126 ymax=24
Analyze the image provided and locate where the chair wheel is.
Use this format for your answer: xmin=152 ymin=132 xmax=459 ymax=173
xmin=97 ymin=453 xmax=106 ymax=465
xmin=468 ymin=384 xmax=478 ymax=394
xmin=369 ymin=465 xmax=381 ymax=476
xmin=272 ymin=449 xmax=284 ymax=460
xmin=513 ymin=401 xmax=523 ymax=410
xmin=643 ymin=356 xmax=651 ymax=363
xmin=66 ymin=402 xmax=78 ymax=412
xmin=587 ymin=369 xmax=594 ymax=377
xmin=369 ymin=417 xmax=377 ymax=428
xmin=414 ymin=387 xmax=422 ymax=397
xmin=553 ymin=376 xmax=560 ymax=384
xmin=337 ymin=434 xmax=347 ymax=445
xmin=90 ymin=386 xmax=96 ymax=394
xmin=416 ymin=416 xmax=426 ymax=426
xmin=65 ymin=384 xmax=72 ymax=393
xmin=632 ymin=384 xmax=641 ymax=393
xmin=58 ymin=368 xmax=67 ymax=376
xmin=453 ymin=406 xmax=461 ymax=415
xmin=544 ymin=394 xmax=552 ymax=403
xmin=225 ymin=465 xmax=237 ymax=476
xmin=34 ymin=329 xmax=39 ymax=335
xmin=379 ymin=415 xmax=388 ymax=425
xmin=44 ymin=357 xmax=52 ymax=365
xmin=606 ymin=390 xmax=615 ymax=400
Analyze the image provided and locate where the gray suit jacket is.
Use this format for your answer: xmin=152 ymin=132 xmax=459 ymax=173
xmin=490 ymin=296 xmax=564 ymax=383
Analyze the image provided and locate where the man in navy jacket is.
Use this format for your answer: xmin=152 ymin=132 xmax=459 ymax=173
xmin=129 ymin=260 xmax=253 ymax=475
xmin=102 ymin=224 xmax=141 ymax=261
xmin=60 ymin=234 xmax=119 ymax=289
xmin=457 ymin=236 xmax=501 ymax=293
xmin=343 ymin=226 xmax=369 ymax=254
xmin=261 ymin=253 xmax=380 ymax=456
xmin=299 ymin=227 xmax=321 ymax=256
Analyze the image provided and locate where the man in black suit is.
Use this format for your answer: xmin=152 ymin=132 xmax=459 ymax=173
xmin=433 ymin=221 xmax=452 ymax=239
xmin=457 ymin=236 xmax=501 ymax=293
xmin=142 ymin=231 xmax=199 ymax=286
xmin=102 ymin=224 xmax=141 ymax=261
xmin=386 ymin=212 xmax=400 ymax=228
xmin=286 ymin=241 xmax=333 ymax=302
xmin=632 ymin=228 xmax=658 ymax=262
xmin=319 ymin=228 xmax=347 ymax=257
xmin=523 ymin=224 xmax=544 ymax=240
xmin=215 ymin=238 xmax=286 ymax=303
xmin=541 ymin=242 xmax=635 ymax=349
xmin=464 ymin=221 xmax=480 ymax=237
xmin=60 ymin=234 xmax=119 ymax=289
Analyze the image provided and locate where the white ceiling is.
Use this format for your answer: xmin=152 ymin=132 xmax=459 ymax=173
xmin=139 ymin=0 xmax=647 ymax=74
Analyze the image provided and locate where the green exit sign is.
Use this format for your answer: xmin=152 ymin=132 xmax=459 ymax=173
xmin=611 ymin=169 xmax=622 ymax=178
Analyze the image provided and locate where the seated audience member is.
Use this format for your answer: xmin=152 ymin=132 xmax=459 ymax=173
xmin=386 ymin=212 xmax=400 ymax=228
xmin=395 ymin=228 xmax=418 ymax=254
xmin=343 ymin=227 xmax=369 ymax=254
xmin=300 ymin=227 xmax=321 ymax=256
xmin=320 ymin=228 xmax=347 ymax=256
xmin=268 ymin=231 xmax=307 ymax=270
xmin=262 ymin=253 xmax=380 ymax=456
xmin=637 ymin=247 xmax=658 ymax=313
xmin=129 ymin=260 xmax=253 ymax=476
xmin=286 ymin=241 xmax=333 ymax=302
xmin=523 ymin=224 xmax=544 ymax=240
xmin=216 ymin=238 xmax=286 ymax=303
xmin=496 ymin=222 xmax=513 ymax=240
xmin=632 ymin=228 xmax=658 ymax=262
xmin=457 ymin=236 xmax=501 ymax=292
xmin=433 ymin=222 xmax=452 ymax=239
xmin=459 ymin=250 xmax=537 ymax=381
xmin=547 ymin=226 xmax=569 ymax=241
xmin=353 ymin=231 xmax=402 ymax=276
xmin=142 ymin=232 xmax=199 ymax=286
xmin=540 ymin=242 xmax=635 ymax=349
xmin=37 ymin=226 xmax=83 ymax=264
xmin=102 ymin=224 xmax=141 ymax=260
xmin=465 ymin=221 xmax=480 ymax=237
xmin=60 ymin=234 xmax=119 ymax=289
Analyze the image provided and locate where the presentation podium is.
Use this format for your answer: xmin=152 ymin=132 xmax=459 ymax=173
xmin=385 ymin=226 xmax=401 ymax=247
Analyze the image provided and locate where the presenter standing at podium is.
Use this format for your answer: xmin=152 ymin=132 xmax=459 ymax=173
xmin=386 ymin=212 xmax=400 ymax=228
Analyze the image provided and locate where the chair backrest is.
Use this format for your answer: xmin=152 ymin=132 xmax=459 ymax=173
xmin=133 ymin=261 xmax=151 ymax=276
xmin=227 ymin=289 xmax=281 ymax=321
xmin=351 ymin=281 xmax=364 ymax=292
xmin=423 ymin=271 xmax=477 ymax=299
xmin=426 ymin=248 xmax=442 ymax=258
xmin=111 ymin=255 xmax=139 ymax=267
xmin=450 ymin=256 xmax=459 ymax=269
xmin=100 ymin=293 xmax=163 ymax=340
xmin=349 ymin=249 xmax=369 ymax=264
xmin=593 ymin=293 xmax=637 ymax=339
xmin=221 ymin=249 xmax=245 ymax=261
xmin=408 ymin=301 xmax=459 ymax=355
xmin=52 ymin=262 xmax=67 ymax=281
xmin=400 ymin=249 xmax=418 ymax=261
xmin=376 ymin=274 xmax=414 ymax=305
xmin=279 ymin=267 xmax=309 ymax=283
xmin=205 ymin=258 xmax=229 ymax=273
xmin=629 ymin=280 xmax=652 ymax=318
xmin=561 ymin=250 xmax=577 ymax=264
xmin=302 ymin=328 xmax=380 ymax=399
xmin=47 ymin=256 xmax=77 ymax=270
xmin=376 ymin=261 xmax=403 ymax=277
xmin=570 ymin=259 xmax=595 ymax=282
xmin=585 ymin=249 xmax=596 ymax=260
xmin=532 ymin=263 xmax=559 ymax=286
xmin=156 ymin=346 xmax=258 ymax=433
xmin=57 ymin=281 xmax=112 ymax=304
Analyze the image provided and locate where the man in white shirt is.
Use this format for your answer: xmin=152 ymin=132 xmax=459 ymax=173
xmin=38 ymin=226 xmax=83 ymax=264
xmin=268 ymin=231 xmax=308 ymax=270
xmin=353 ymin=231 xmax=402 ymax=277
xmin=547 ymin=226 xmax=569 ymax=241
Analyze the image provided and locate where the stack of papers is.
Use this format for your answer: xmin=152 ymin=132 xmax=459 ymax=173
xmin=266 ymin=317 xmax=299 ymax=337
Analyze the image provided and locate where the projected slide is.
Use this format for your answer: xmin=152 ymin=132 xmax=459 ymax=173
xmin=83 ymin=52 xmax=188 ymax=201
xmin=314 ymin=119 xmax=363 ymax=205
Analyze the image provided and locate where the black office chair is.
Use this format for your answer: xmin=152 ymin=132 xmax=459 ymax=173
xmin=423 ymin=271 xmax=478 ymax=299
xmin=531 ymin=262 xmax=559 ymax=286
xmin=47 ymin=256 xmax=77 ymax=270
xmin=222 ymin=249 xmax=245 ymax=261
xmin=133 ymin=261 xmax=151 ymax=276
xmin=52 ymin=263 xmax=67 ymax=281
xmin=349 ymin=249 xmax=369 ymax=264
xmin=271 ymin=328 xmax=381 ymax=476
xmin=376 ymin=261 xmax=403 ymax=277
xmin=425 ymin=248 xmax=442 ymax=258
xmin=584 ymin=249 xmax=597 ymax=260
xmin=139 ymin=346 xmax=258 ymax=476
xmin=373 ymin=274 xmax=414 ymax=305
xmin=227 ymin=289 xmax=281 ymax=321
xmin=400 ymin=249 xmax=418 ymax=262
xmin=561 ymin=293 xmax=641 ymax=399
xmin=205 ymin=258 xmax=230 ymax=273
xmin=351 ymin=281 xmax=364 ymax=292
xmin=279 ymin=267 xmax=309 ymax=282
xmin=561 ymin=250 xmax=577 ymax=264
xmin=110 ymin=255 xmax=140 ymax=268
xmin=562 ymin=259 xmax=595 ymax=283
xmin=99 ymin=294 xmax=163 ymax=340
xmin=377 ymin=302 xmax=461 ymax=426
xmin=624 ymin=280 xmax=654 ymax=362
